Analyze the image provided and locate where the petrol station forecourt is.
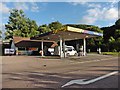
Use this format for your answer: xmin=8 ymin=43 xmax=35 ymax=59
xmin=31 ymin=26 xmax=103 ymax=58
xmin=2 ymin=26 xmax=118 ymax=89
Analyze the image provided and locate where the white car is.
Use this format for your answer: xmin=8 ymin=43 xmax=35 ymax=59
xmin=48 ymin=48 xmax=54 ymax=55
xmin=48 ymin=46 xmax=78 ymax=57
xmin=65 ymin=46 xmax=78 ymax=56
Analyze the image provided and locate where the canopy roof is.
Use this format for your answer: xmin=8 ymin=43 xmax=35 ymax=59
xmin=31 ymin=26 xmax=103 ymax=41
xmin=13 ymin=37 xmax=57 ymax=48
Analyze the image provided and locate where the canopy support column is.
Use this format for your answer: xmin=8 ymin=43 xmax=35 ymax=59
xmin=63 ymin=39 xmax=66 ymax=58
xmin=60 ymin=37 xmax=63 ymax=58
xmin=83 ymin=38 xmax=86 ymax=56
xmin=41 ymin=40 xmax=44 ymax=57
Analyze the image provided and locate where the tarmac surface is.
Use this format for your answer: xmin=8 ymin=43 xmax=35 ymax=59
xmin=1 ymin=54 xmax=119 ymax=89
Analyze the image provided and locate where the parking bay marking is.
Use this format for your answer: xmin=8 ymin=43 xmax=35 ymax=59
xmin=62 ymin=71 xmax=118 ymax=87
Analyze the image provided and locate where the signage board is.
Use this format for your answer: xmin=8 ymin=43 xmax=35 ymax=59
xmin=4 ymin=48 xmax=15 ymax=55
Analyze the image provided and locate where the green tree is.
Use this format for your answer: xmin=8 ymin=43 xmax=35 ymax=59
xmin=114 ymin=29 xmax=120 ymax=39
xmin=38 ymin=24 xmax=51 ymax=34
xmin=95 ymin=37 xmax=103 ymax=48
xmin=48 ymin=21 xmax=63 ymax=31
xmin=5 ymin=9 xmax=39 ymax=39
xmin=115 ymin=18 xmax=120 ymax=28
xmin=114 ymin=38 xmax=120 ymax=51
xmin=101 ymin=19 xmax=120 ymax=52
xmin=26 ymin=19 xmax=39 ymax=37
xmin=5 ymin=9 xmax=24 ymax=39
xmin=38 ymin=21 xmax=63 ymax=34
xmin=102 ymin=25 xmax=116 ymax=43
xmin=108 ymin=36 xmax=116 ymax=51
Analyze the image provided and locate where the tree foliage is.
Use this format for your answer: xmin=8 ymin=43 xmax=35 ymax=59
xmin=5 ymin=9 xmax=39 ymax=39
xmin=101 ymin=19 xmax=120 ymax=52
xmin=48 ymin=21 xmax=63 ymax=31
xmin=38 ymin=24 xmax=51 ymax=34
xmin=115 ymin=18 xmax=120 ymax=28
xmin=38 ymin=21 xmax=63 ymax=34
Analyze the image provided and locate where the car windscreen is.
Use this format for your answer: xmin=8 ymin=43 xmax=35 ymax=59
xmin=67 ymin=48 xmax=72 ymax=51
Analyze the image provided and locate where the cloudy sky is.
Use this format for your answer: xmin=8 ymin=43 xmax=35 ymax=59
xmin=0 ymin=0 xmax=119 ymax=34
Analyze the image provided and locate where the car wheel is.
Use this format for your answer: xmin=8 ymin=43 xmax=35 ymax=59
xmin=74 ymin=53 xmax=78 ymax=56
xmin=66 ymin=53 xmax=69 ymax=57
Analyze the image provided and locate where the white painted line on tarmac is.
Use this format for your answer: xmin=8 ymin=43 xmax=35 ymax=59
xmin=76 ymin=57 xmax=118 ymax=64
xmin=30 ymin=72 xmax=64 ymax=78
xmin=62 ymin=71 xmax=118 ymax=87
xmin=28 ymin=72 xmax=45 ymax=76
xmin=10 ymin=77 xmax=23 ymax=80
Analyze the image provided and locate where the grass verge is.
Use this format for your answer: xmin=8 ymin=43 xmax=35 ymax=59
xmin=102 ymin=52 xmax=120 ymax=56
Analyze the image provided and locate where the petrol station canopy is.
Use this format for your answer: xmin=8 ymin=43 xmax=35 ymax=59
xmin=31 ymin=26 xmax=103 ymax=57
xmin=31 ymin=26 xmax=103 ymax=41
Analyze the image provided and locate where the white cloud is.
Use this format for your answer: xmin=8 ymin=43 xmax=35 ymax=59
xmin=31 ymin=6 xmax=39 ymax=12
xmin=68 ymin=0 xmax=119 ymax=6
xmin=87 ymin=8 xmax=101 ymax=17
xmin=3 ymin=0 xmax=49 ymax=2
xmin=104 ymin=8 xmax=118 ymax=20
xmin=0 ymin=3 xmax=10 ymax=14
xmin=68 ymin=2 xmax=87 ymax=6
xmin=68 ymin=0 xmax=90 ymax=6
xmin=14 ymin=2 xmax=29 ymax=11
xmin=80 ymin=16 xmax=97 ymax=24
xmin=31 ymin=2 xmax=39 ymax=12
xmin=68 ymin=0 xmax=119 ymax=3
xmin=68 ymin=0 xmax=118 ymax=25
xmin=2 ymin=0 xmax=120 ymax=2
xmin=88 ymin=3 xmax=101 ymax=8
xmin=13 ymin=2 xmax=40 ymax=12
xmin=79 ymin=5 xmax=101 ymax=24
xmin=79 ymin=3 xmax=118 ymax=25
